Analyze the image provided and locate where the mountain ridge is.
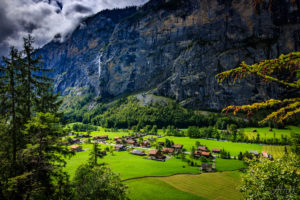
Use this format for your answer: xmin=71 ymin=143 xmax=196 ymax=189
xmin=38 ymin=0 xmax=300 ymax=110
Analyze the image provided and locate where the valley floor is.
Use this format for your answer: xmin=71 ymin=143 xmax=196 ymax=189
xmin=63 ymin=125 xmax=294 ymax=199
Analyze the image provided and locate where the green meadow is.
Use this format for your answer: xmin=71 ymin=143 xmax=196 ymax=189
xmin=241 ymin=126 xmax=299 ymax=140
xmin=63 ymin=127 xmax=290 ymax=200
xmin=156 ymin=136 xmax=263 ymax=156
xmin=126 ymin=171 xmax=242 ymax=200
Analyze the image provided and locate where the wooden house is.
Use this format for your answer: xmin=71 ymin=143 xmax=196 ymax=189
xmin=158 ymin=142 xmax=165 ymax=146
xmin=162 ymin=147 xmax=175 ymax=154
xmin=93 ymin=135 xmax=109 ymax=141
xmin=173 ymin=144 xmax=183 ymax=149
xmin=70 ymin=145 xmax=82 ymax=152
xmin=141 ymin=141 xmax=150 ymax=147
xmin=148 ymin=149 xmax=166 ymax=161
xmin=115 ymin=145 xmax=126 ymax=151
xmin=200 ymin=163 xmax=214 ymax=172
xmin=127 ymin=140 xmax=136 ymax=146
xmin=197 ymin=146 xmax=209 ymax=152
xmin=212 ymin=148 xmax=221 ymax=153
xmin=130 ymin=150 xmax=146 ymax=156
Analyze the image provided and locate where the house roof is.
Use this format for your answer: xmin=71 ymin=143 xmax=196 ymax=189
xmin=131 ymin=150 xmax=145 ymax=155
xmin=201 ymin=152 xmax=211 ymax=156
xmin=173 ymin=144 xmax=183 ymax=149
xmin=249 ymin=150 xmax=259 ymax=155
xmin=212 ymin=148 xmax=221 ymax=152
xmin=163 ymin=147 xmax=174 ymax=153
xmin=148 ymin=149 xmax=159 ymax=155
xmin=194 ymin=150 xmax=202 ymax=155
xmin=127 ymin=140 xmax=136 ymax=144
xmin=201 ymin=163 xmax=212 ymax=168
xmin=198 ymin=146 xmax=208 ymax=151
xmin=70 ymin=145 xmax=81 ymax=150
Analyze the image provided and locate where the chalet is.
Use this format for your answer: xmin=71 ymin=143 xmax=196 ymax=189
xmin=70 ymin=145 xmax=82 ymax=152
xmin=173 ymin=144 xmax=183 ymax=149
xmin=212 ymin=148 xmax=221 ymax=153
xmin=162 ymin=147 xmax=175 ymax=154
xmin=130 ymin=150 xmax=146 ymax=156
xmin=194 ymin=151 xmax=211 ymax=158
xmin=148 ymin=149 xmax=166 ymax=161
xmin=115 ymin=145 xmax=126 ymax=151
xmin=116 ymin=139 xmax=123 ymax=144
xmin=71 ymin=138 xmax=81 ymax=144
xmin=262 ymin=152 xmax=273 ymax=160
xmin=141 ymin=141 xmax=150 ymax=148
xmin=158 ymin=142 xmax=165 ymax=146
xmin=201 ymin=152 xmax=211 ymax=157
xmin=201 ymin=163 xmax=214 ymax=172
xmin=79 ymin=134 xmax=91 ymax=138
xmin=249 ymin=150 xmax=260 ymax=156
xmin=93 ymin=135 xmax=109 ymax=141
xmin=127 ymin=140 xmax=136 ymax=146
xmin=197 ymin=146 xmax=209 ymax=152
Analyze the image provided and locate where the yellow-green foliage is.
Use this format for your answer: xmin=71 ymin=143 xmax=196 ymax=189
xmin=216 ymin=52 xmax=300 ymax=125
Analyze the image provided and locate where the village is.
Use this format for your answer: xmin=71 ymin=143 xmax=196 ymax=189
xmin=67 ymin=131 xmax=273 ymax=173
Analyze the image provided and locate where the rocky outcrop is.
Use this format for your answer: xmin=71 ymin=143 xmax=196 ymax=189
xmin=38 ymin=0 xmax=300 ymax=110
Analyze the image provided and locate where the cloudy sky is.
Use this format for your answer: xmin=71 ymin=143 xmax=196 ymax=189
xmin=0 ymin=0 xmax=149 ymax=56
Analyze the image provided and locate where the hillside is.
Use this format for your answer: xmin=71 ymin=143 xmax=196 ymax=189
xmin=38 ymin=0 xmax=300 ymax=110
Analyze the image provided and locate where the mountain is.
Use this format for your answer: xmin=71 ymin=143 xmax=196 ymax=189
xmin=37 ymin=0 xmax=300 ymax=110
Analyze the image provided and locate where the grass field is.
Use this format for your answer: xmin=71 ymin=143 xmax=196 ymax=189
xmin=126 ymin=178 xmax=204 ymax=200
xmin=215 ymin=158 xmax=246 ymax=171
xmin=65 ymin=148 xmax=201 ymax=179
xmin=262 ymin=145 xmax=290 ymax=159
xmin=156 ymin=136 xmax=263 ymax=156
xmin=241 ymin=126 xmax=299 ymax=140
xmin=126 ymin=171 xmax=243 ymax=200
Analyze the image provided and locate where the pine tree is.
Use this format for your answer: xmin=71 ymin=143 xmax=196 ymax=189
xmin=89 ymin=143 xmax=103 ymax=166
xmin=0 ymin=47 xmax=23 ymax=175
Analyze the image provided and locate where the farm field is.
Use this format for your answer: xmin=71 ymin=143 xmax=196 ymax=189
xmin=156 ymin=136 xmax=263 ymax=156
xmin=126 ymin=171 xmax=242 ymax=200
xmin=241 ymin=126 xmax=299 ymax=140
xmin=262 ymin=145 xmax=290 ymax=159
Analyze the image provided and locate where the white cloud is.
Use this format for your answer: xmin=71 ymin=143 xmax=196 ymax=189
xmin=0 ymin=0 xmax=149 ymax=56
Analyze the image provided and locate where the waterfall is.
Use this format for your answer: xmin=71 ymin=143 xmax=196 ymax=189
xmin=98 ymin=52 xmax=103 ymax=77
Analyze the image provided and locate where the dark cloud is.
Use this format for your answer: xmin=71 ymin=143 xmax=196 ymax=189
xmin=73 ymin=4 xmax=92 ymax=14
xmin=0 ymin=0 xmax=149 ymax=57
xmin=0 ymin=5 xmax=17 ymax=42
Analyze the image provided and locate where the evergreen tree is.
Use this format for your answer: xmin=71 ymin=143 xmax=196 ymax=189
xmin=89 ymin=143 xmax=103 ymax=166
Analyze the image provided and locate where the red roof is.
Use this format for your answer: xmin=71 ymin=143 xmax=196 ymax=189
xmin=148 ymin=149 xmax=159 ymax=156
xmin=201 ymin=152 xmax=210 ymax=156
xmin=173 ymin=144 xmax=183 ymax=149
xmin=212 ymin=148 xmax=221 ymax=152
xmin=163 ymin=147 xmax=174 ymax=153
xmin=127 ymin=140 xmax=136 ymax=144
xmin=198 ymin=146 xmax=208 ymax=151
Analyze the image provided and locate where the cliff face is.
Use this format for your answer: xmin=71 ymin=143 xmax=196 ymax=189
xmin=38 ymin=0 xmax=300 ymax=110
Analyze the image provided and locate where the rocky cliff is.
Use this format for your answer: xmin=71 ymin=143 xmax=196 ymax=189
xmin=38 ymin=0 xmax=300 ymax=110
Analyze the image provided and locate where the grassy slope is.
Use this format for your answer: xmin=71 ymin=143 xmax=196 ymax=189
xmin=241 ymin=126 xmax=299 ymax=140
xmin=126 ymin=178 xmax=205 ymax=200
xmin=156 ymin=136 xmax=263 ymax=156
xmin=125 ymin=171 xmax=242 ymax=200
